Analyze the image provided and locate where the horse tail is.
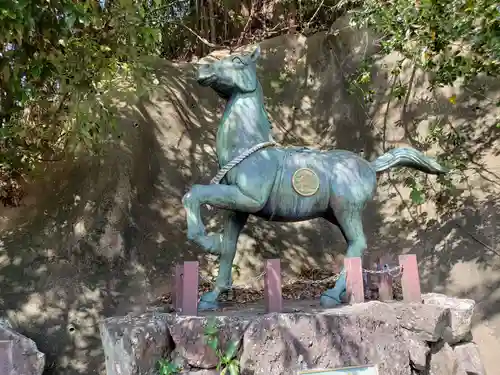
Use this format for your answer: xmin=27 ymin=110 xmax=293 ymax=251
xmin=370 ymin=147 xmax=449 ymax=175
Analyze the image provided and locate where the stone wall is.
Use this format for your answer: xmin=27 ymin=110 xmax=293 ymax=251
xmin=100 ymin=293 xmax=485 ymax=375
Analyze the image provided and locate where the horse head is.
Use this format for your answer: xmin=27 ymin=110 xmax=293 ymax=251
xmin=196 ymin=45 xmax=261 ymax=100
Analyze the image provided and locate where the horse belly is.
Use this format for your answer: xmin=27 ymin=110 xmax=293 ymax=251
xmin=256 ymin=156 xmax=330 ymax=222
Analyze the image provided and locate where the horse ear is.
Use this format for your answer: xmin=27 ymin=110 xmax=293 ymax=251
xmin=250 ymin=45 xmax=261 ymax=61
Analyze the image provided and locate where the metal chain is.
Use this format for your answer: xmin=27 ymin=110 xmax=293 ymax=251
xmin=199 ymin=271 xmax=266 ymax=290
xmin=197 ymin=264 xmax=403 ymax=289
xmin=282 ymin=270 xmax=344 ymax=286
xmin=362 ymin=264 xmax=404 ymax=278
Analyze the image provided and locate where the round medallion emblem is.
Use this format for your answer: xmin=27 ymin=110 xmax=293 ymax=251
xmin=292 ymin=168 xmax=320 ymax=197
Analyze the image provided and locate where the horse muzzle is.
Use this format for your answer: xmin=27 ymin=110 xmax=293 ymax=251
xmin=196 ymin=66 xmax=216 ymax=86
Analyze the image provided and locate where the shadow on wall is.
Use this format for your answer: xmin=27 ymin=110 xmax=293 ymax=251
xmin=0 ymin=17 xmax=499 ymax=375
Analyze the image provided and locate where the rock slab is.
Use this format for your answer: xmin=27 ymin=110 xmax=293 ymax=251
xmin=239 ymin=302 xmax=412 ymax=375
xmin=402 ymin=330 xmax=429 ymax=371
xmin=453 ymin=342 xmax=486 ymax=375
xmin=0 ymin=323 xmax=45 ymax=375
xmin=100 ymin=314 xmax=173 ymax=375
xmin=164 ymin=314 xmax=250 ymax=369
xmin=384 ymin=302 xmax=452 ymax=342
xmin=429 ymin=342 xmax=467 ymax=375
xmin=422 ymin=293 xmax=475 ymax=344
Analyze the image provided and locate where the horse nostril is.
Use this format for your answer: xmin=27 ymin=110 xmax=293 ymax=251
xmin=196 ymin=63 xmax=211 ymax=71
xmin=197 ymin=65 xmax=215 ymax=85
xmin=197 ymin=64 xmax=209 ymax=74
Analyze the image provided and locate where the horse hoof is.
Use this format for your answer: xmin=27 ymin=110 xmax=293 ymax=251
xmin=319 ymin=293 xmax=342 ymax=308
xmin=198 ymin=300 xmax=220 ymax=311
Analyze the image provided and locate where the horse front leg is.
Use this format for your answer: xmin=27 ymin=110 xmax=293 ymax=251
xmin=182 ymin=183 xmax=267 ymax=249
xmin=198 ymin=210 xmax=248 ymax=310
xmin=182 ymin=182 xmax=270 ymax=309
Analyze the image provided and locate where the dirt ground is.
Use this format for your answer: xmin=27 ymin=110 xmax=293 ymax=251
xmin=0 ymin=23 xmax=499 ymax=375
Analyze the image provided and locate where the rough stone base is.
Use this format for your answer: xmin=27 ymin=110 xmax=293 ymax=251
xmin=0 ymin=319 xmax=45 ymax=375
xmin=99 ymin=293 xmax=485 ymax=375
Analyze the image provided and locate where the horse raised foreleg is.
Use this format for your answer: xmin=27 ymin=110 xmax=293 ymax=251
xmin=198 ymin=210 xmax=248 ymax=310
xmin=182 ymin=183 xmax=267 ymax=247
xmin=182 ymin=182 xmax=270 ymax=309
xmin=320 ymin=206 xmax=368 ymax=308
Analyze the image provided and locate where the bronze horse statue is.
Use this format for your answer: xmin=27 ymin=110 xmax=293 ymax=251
xmin=182 ymin=45 xmax=448 ymax=310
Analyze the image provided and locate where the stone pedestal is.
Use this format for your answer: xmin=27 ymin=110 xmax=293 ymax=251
xmin=99 ymin=293 xmax=483 ymax=375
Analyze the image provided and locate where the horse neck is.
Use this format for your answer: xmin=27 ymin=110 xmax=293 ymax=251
xmin=216 ymin=85 xmax=273 ymax=165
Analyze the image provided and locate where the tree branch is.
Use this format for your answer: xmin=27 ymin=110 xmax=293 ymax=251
xmin=305 ymin=0 xmax=325 ymax=30
xmin=169 ymin=22 xmax=218 ymax=48
xmin=237 ymin=3 xmax=256 ymax=47
xmin=454 ymin=223 xmax=500 ymax=257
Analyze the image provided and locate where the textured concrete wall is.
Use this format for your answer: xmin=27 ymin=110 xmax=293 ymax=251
xmin=0 ymin=18 xmax=499 ymax=375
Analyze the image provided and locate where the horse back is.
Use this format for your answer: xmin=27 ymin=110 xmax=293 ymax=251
xmin=257 ymin=148 xmax=376 ymax=221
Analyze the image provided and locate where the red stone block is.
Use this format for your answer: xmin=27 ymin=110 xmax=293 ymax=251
xmin=172 ymin=264 xmax=183 ymax=311
xmin=264 ymin=259 xmax=283 ymax=313
xmin=399 ymin=254 xmax=422 ymax=303
xmin=378 ymin=262 xmax=393 ymax=302
xmin=182 ymin=261 xmax=199 ymax=315
xmin=345 ymin=257 xmax=364 ymax=304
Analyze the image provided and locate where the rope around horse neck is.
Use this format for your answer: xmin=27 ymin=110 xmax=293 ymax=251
xmin=209 ymin=141 xmax=278 ymax=185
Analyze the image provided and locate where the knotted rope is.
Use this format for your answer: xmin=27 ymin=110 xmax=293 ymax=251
xmin=209 ymin=141 xmax=278 ymax=185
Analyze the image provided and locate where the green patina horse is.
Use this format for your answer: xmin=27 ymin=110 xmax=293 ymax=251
xmin=182 ymin=45 xmax=448 ymax=310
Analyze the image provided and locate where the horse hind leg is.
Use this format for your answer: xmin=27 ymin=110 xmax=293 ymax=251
xmin=320 ymin=200 xmax=368 ymax=308
xmin=198 ymin=210 xmax=248 ymax=310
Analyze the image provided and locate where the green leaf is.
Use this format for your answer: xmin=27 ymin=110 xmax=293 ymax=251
xmin=204 ymin=319 xmax=219 ymax=336
xmin=224 ymin=340 xmax=239 ymax=360
xmin=157 ymin=359 xmax=180 ymax=375
xmin=207 ymin=336 xmax=219 ymax=351
xmin=204 ymin=325 xmax=218 ymax=336
xmin=66 ymin=13 xmax=77 ymax=29
xmin=410 ymin=188 xmax=425 ymax=205
xmin=228 ymin=360 xmax=240 ymax=375
xmin=31 ymin=64 xmax=43 ymax=79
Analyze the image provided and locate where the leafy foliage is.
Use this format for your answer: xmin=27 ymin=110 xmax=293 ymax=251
xmin=0 ymin=0 xmax=348 ymax=206
xmin=349 ymin=0 xmax=500 ymax=86
xmin=2 ymin=0 xmax=498 ymax=209
xmin=0 ymin=0 xmax=161 ymax=205
xmin=157 ymin=359 xmax=181 ymax=375
xmin=345 ymin=0 xmax=500 ymax=207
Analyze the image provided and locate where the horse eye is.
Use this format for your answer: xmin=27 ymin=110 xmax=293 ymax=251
xmin=231 ymin=57 xmax=245 ymax=64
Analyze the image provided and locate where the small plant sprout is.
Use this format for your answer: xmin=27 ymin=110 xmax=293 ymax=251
xmin=204 ymin=318 xmax=241 ymax=375
xmin=157 ymin=358 xmax=181 ymax=375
